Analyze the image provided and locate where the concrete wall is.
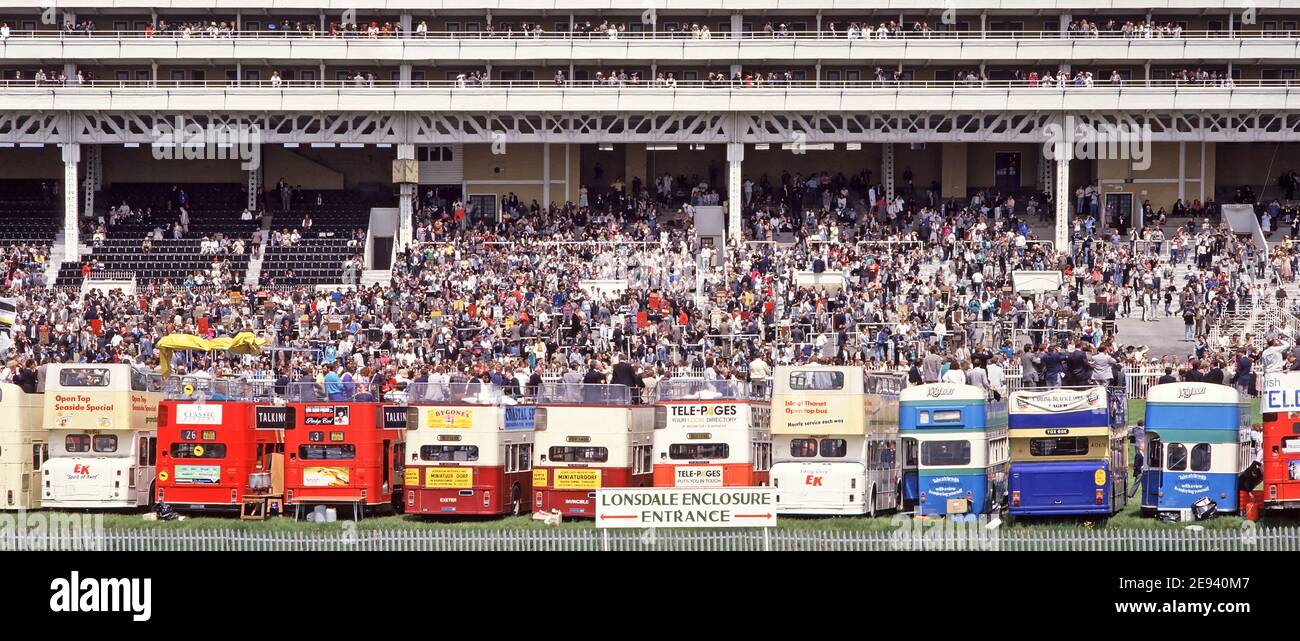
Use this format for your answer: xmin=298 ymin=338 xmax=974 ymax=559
xmin=0 ymin=146 xmax=64 ymax=180
xmin=1096 ymin=141 xmax=1213 ymax=210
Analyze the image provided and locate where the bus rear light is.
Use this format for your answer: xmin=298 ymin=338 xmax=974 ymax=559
xmin=1157 ymin=491 xmax=1163 ymax=498
xmin=158 ymin=488 xmax=164 ymax=502
xmin=850 ymin=478 xmax=856 ymax=489
xmin=1271 ymin=485 xmax=1278 ymax=499
xmin=6 ymin=490 xmax=11 ymax=506
xmin=535 ymin=492 xmax=542 ymax=507
xmin=361 ymin=490 xmax=367 ymax=501
xmin=588 ymin=492 xmax=596 ymax=499
xmin=1011 ymin=491 xmax=1020 ymax=506
xmin=773 ymin=478 xmax=778 ymax=488
xmin=407 ymin=491 xmax=415 ymax=506
xmin=483 ymin=490 xmax=491 ymax=508
xmin=231 ymin=489 xmax=238 ymax=504
xmin=287 ymin=489 xmax=294 ymax=501
xmin=919 ymin=492 xmax=926 ymax=503
xmin=1095 ymin=489 xmax=1104 ymax=505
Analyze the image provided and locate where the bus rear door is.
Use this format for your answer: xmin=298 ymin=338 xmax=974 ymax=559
xmin=1142 ymin=435 xmax=1163 ymax=510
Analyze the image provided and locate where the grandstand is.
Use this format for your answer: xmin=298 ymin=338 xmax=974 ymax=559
xmin=0 ymin=1 xmax=1295 ymax=390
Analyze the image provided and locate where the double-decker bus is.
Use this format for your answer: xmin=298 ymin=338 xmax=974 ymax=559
xmin=1007 ymin=386 xmax=1128 ymax=516
xmin=41 ymin=364 xmax=162 ymax=509
xmin=283 ymin=382 xmax=406 ymax=518
xmin=652 ymin=379 xmax=772 ymax=488
xmin=769 ymin=366 xmax=905 ymax=516
xmin=404 ymin=382 xmax=535 ymax=516
xmin=1261 ymin=371 xmax=1300 ymax=511
xmin=155 ymin=377 xmax=285 ymax=513
xmin=1141 ymin=382 xmax=1251 ymax=516
xmin=0 ymin=382 xmax=46 ymax=510
xmin=532 ymin=383 xmax=653 ymax=517
xmin=899 ymin=383 xmax=1009 ymax=516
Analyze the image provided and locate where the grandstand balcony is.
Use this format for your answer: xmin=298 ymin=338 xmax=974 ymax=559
xmin=55 ymin=238 xmax=251 ymax=286
xmin=2 ymin=80 xmax=1296 ymax=115
xmin=2 ymin=29 xmax=1298 ymax=64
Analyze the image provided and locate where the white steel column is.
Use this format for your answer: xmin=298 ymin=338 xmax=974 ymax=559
xmin=397 ymin=143 xmax=416 ymax=249
xmin=247 ymin=161 xmax=262 ymax=212
xmin=1054 ymin=156 xmax=1070 ymax=252
xmin=727 ymin=142 xmax=744 ymax=242
xmin=542 ymin=142 xmax=552 ymax=207
xmin=62 ymin=143 xmax=80 ymax=261
xmin=881 ymin=143 xmax=896 ymax=202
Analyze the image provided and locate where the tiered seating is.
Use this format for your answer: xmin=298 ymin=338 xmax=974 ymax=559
xmin=260 ymin=189 xmax=385 ymax=286
xmin=97 ymin=183 xmax=259 ymax=238
xmin=260 ymin=238 xmax=355 ymax=286
xmin=0 ymin=179 xmax=59 ymax=243
xmin=56 ymin=239 xmax=251 ymax=286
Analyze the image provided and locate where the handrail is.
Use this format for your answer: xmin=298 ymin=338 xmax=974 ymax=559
xmin=0 ymin=78 xmax=1277 ymax=90
xmin=7 ymin=29 xmax=1300 ymax=41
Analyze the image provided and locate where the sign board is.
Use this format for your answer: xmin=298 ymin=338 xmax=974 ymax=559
xmin=255 ymin=406 xmax=293 ymax=430
xmin=176 ymin=404 xmax=223 ymax=425
xmin=1011 ymin=270 xmax=1063 ymax=294
xmin=1263 ymin=371 xmax=1300 ymax=413
xmin=595 ymin=487 xmax=776 ymax=528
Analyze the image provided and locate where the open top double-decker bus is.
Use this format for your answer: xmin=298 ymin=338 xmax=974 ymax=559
xmin=41 ymin=364 xmax=162 ymax=509
xmin=404 ymin=381 xmax=535 ymax=516
xmin=0 ymin=382 xmax=45 ymax=510
xmin=1008 ymin=386 xmax=1128 ymax=516
xmin=900 ymin=383 xmax=1009 ymax=517
xmin=769 ymin=366 xmax=905 ymax=516
xmin=532 ymin=383 xmax=653 ymax=517
xmin=1142 ymin=382 xmax=1250 ymax=516
xmin=652 ymin=378 xmax=771 ymax=488
xmin=155 ymin=376 xmax=285 ymax=513
xmin=282 ymin=382 xmax=406 ymax=518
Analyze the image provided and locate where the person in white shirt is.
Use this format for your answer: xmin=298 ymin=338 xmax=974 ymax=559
xmin=987 ymin=354 xmax=1006 ymax=399
xmin=941 ymin=360 xmax=967 ymax=385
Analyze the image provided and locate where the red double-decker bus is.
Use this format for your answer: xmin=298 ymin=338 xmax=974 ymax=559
xmin=282 ymin=382 xmax=406 ymax=518
xmin=1262 ymin=410 xmax=1300 ymax=510
xmin=155 ymin=377 xmax=283 ymax=512
xmin=532 ymin=383 xmax=654 ymax=517
xmin=403 ymin=381 xmax=536 ymax=516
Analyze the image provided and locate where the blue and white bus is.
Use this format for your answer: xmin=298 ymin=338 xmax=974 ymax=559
xmin=1008 ymin=387 xmax=1128 ymax=516
xmin=900 ymin=383 xmax=1009 ymax=517
xmin=1141 ymin=382 xmax=1251 ymax=516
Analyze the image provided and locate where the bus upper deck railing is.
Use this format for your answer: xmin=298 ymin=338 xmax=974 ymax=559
xmin=162 ymin=376 xmax=277 ymax=401
xmin=536 ymin=382 xmax=633 ymax=405
xmin=2 ymin=78 xmax=1279 ymax=90
xmin=283 ymin=380 xmax=387 ymax=403
xmin=404 ymin=381 xmax=507 ymax=405
xmin=654 ymin=378 xmax=771 ymax=402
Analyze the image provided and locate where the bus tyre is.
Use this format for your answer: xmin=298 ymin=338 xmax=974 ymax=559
xmin=511 ymin=483 xmax=522 ymax=516
xmin=868 ymin=487 xmax=877 ymax=519
xmin=895 ymin=482 xmax=904 ymax=512
xmin=147 ymin=481 xmax=156 ymax=511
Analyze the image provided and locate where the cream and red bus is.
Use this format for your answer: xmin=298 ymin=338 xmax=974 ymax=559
xmin=652 ymin=379 xmax=772 ymax=488
xmin=41 ymin=363 xmax=162 ymax=509
xmin=0 ymin=382 xmax=46 ymax=510
xmin=532 ymin=383 xmax=654 ymax=517
xmin=403 ymin=382 xmax=536 ymax=516
xmin=770 ymin=366 xmax=906 ymax=516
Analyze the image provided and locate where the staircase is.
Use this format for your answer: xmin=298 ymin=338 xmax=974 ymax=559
xmin=360 ymin=270 xmax=390 ymax=288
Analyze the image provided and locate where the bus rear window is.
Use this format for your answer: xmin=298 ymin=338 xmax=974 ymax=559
xmin=790 ymin=438 xmax=818 ymax=457
xmin=788 ymin=370 xmax=844 ymax=391
xmin=1029 ymin=437 xmax=1090 ymax=456
xmin=420 ymin=445 xmax=479 ymax=462
xmin=1166 ymin=443 xmax=1188 ymax=471
xmin=548 ymin=446 xmax=608 ymax=463
xmin=921 ymin=440 xmax=971 ymax=466
xmin=669 ymin=444 xmax=729 ymax=460
xmin=170 ymin=443 xmax=228 ymax=459
xmin=299 ymin=445 xmax=356 ymax=460
xmin=65 ymin=434 xmax=91 ymax=453
xmin=820 ymin=439 xmax=847 ymax=457
xmin=1190 ymin=443 xmax=1211 ymax=472
xmin=59 ymin=368 xmax=110 ymax=387
xmin=932 ymin=410 xmax=962 ymax=423
xmin=1282 ymin=437 xmax=1300 ymax=454
xmin=93 ymin=435 xmax=118 ymax=453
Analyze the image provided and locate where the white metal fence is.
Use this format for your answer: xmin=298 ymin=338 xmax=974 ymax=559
xmin=11 ymin=526 xmax=1298 ymax=551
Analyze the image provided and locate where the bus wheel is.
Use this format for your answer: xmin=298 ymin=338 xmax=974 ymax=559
xmin=895 ymin=482 xmax=904 ymax=512
xmin=867 ymin=487 xmax=877 ymax=519
xmin=146 ymin=481 xmax=156 ymax=511
xmin=511 ymin=483 xmax=522 ymax=516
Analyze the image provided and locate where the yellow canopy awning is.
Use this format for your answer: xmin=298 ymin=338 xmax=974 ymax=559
xmin=156 ymin=332 xmax=266 ymax=376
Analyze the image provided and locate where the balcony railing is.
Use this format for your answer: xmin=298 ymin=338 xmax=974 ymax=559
xmin=0 ymin=78 xmax=1279 ymax=90
xmin=5 ymin=28 xmax=1300 ymax=41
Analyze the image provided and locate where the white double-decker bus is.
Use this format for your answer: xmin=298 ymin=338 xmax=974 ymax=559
xmin=653 ymin=379 xmax=772 ymax=488
xmin=770 ymin=365 xmax=905 ymax=516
